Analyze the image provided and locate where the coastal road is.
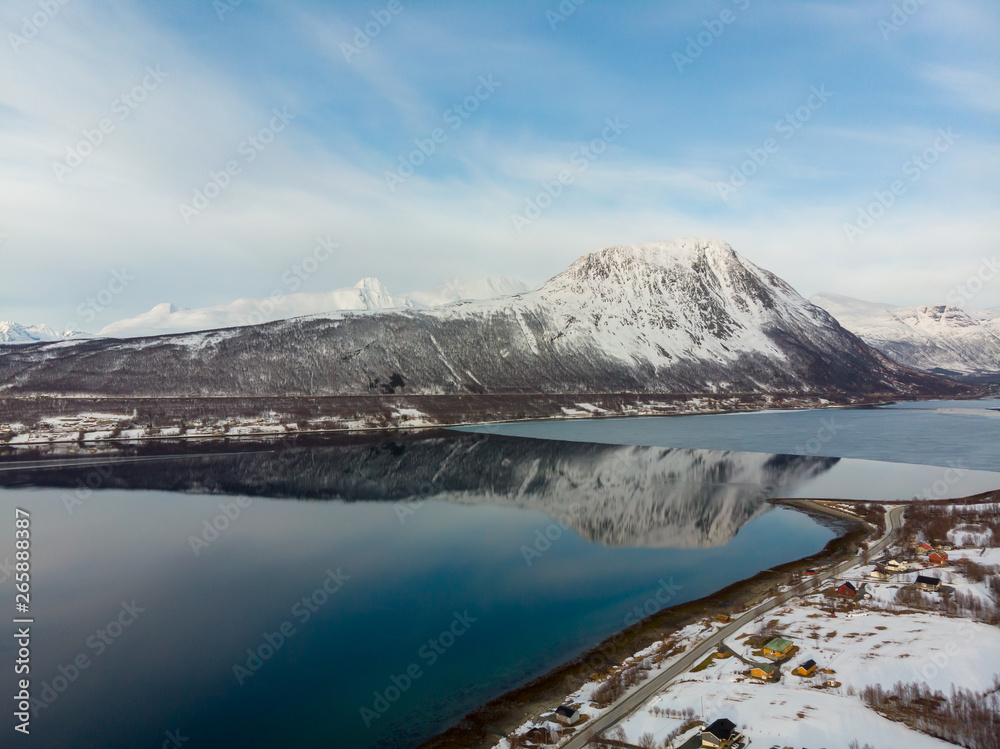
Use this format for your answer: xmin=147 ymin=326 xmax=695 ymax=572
xmin=562 ymin=504 xmax=905 ymax=748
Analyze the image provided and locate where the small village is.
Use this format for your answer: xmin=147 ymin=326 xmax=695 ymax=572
xmin=497 ymin=499 xmax=1000 ymax=749
xmin=0 ymin=396 xmax=843 ymax=449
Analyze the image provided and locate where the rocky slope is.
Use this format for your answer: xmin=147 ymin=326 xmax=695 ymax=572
xmin=0 ymin=239 xmax=957 ymax=398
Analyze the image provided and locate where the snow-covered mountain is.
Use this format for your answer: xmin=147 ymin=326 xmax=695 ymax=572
xmin=0 ymin=321 xmax=90 ymax=345
xmin=0 ymin=239 xmax=956 ymax=398
xmin=99 ymin=276 xmax=532 ymax=338
xmin=811 ymin=292 xmax=1000 ymax=377
xmin=405 ymin=277 xmax=530 ymax=307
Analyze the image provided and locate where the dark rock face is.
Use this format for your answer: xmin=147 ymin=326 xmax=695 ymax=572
xmin=0 ymin=239 xmax=958 ymax=398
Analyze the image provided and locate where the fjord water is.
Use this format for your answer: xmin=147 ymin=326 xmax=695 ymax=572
xmin=0 ymin=402 xmax=996 ymax=749
xmin=459 ymin=398 xmax=1000 ymax=472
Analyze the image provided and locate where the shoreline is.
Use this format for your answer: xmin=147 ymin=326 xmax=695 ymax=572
xmin=0 ymin=391 xmax=988 ymax=449
xmin=415 ymin=499 xmax=871 ymax=749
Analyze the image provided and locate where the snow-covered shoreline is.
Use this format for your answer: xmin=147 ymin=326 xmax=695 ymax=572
xmin=487 ymin=501 xmax=1000 ymax=749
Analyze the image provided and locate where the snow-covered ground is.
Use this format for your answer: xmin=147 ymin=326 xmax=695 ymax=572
xmin=495 ymin=530 xmax=1000 ymax=749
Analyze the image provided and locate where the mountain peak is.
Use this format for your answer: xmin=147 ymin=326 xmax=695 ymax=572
xmin=352 ymin=277 xmax=390 ymax=294
xmin=565 ymin=238 xmax=736 ymax=280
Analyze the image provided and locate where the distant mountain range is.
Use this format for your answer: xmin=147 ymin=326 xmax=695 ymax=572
xmin=98 ymin=276 xmax=531 ymax=338
xmin=0 ymin=239 xmax=955 ymax=399
xmin=810 ymin=293 xmax=1000 ymax=378
xmin=1 ymin=277 xmax=530 ymax=343
xmin=0 ymin=321 xmax=90 ymax=345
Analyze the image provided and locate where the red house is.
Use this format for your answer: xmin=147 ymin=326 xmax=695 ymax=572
xmin=916 ymin=543 xmax=933 ymax=553
xmin=928 ymin=551 xmax=948 ymax=565
xmin=837 ymin=582 xmax=857 ymax=597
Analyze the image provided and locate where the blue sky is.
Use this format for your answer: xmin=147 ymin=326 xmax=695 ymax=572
xmin=1 ymin=0 xmax=998 ymax=330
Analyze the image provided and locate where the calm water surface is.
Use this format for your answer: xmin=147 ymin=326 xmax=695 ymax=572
xmin=0 ymin=401 xmax=996 ymax=749
xmin=458 ymin=399 xmax=1000 ymax=472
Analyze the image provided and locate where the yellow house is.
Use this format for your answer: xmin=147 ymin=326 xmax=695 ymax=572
xmin=750 ymin=663 xmax=777 ymax=681
xmin=761 ymin=637 xmax=794 ymax=659
xmin=793 ymin=659 xmax=817 ymax=677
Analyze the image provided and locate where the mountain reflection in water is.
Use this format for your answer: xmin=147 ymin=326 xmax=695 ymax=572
xmin=0 ymin=431 xmax=839 ymax=548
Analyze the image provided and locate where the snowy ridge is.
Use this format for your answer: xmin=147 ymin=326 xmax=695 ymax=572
xmin=811 ymin=292 xmax=1000 ymax=375
xmin=97 ymin=276 xmax=530 ymax=338
xmin=0 ymin=321 xmax=91 ymax=345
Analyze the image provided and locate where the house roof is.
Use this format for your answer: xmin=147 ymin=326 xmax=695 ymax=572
xmin=763 ymin=637 xmax=793 ymax=651
xmin=555 ymin=705 xmax=577 ymax=718
xmin=915 ymin=575 xmax=941 ymax=585
xmin=799 ymin=659 xmax=816 ymax=670
xmin=753 ymin=663 xmax=777 ymax=674
xmin=703 ymin=718 xmax=737 ymax=740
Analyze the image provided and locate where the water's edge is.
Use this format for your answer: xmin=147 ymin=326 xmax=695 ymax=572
xmin=415 ymin=501 xmax=868 ymax=749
